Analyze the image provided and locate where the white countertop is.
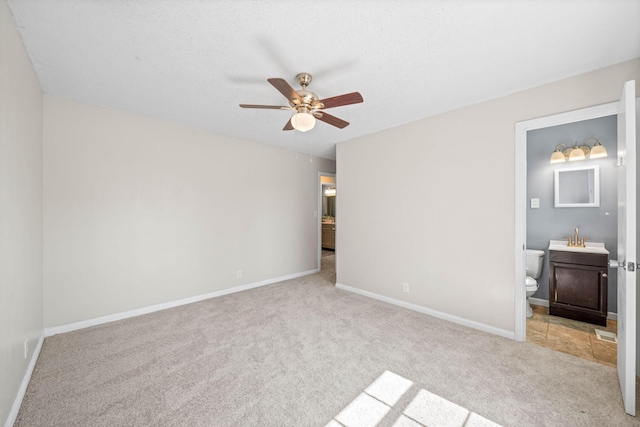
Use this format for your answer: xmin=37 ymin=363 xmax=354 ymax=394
xmin=548 ymin=239 xmax=609 ymax=255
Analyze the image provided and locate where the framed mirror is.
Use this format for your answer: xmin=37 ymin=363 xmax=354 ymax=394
xmin=554 ymin=165 xmax=600 ymax=207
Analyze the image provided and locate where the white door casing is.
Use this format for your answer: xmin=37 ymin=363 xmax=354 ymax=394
xmin=514 ymin=101 xmax=619 ymax=341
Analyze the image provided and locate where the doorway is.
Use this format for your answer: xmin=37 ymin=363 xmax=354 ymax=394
xmin=318 ymin=172 xmax=336 ymax=274
xmin=523 ymin=116 xmax=619 ymax=365
xmin=514 ymin=100 xmax=620 ymax=341
xmin=516 ymin=82 xmax=637 ymax=416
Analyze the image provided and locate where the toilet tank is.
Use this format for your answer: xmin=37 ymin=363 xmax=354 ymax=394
xmin=526 ymin=249 xmax=545 ymax=279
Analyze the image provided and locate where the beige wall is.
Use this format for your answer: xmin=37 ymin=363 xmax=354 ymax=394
xmin=0 ymin=0 xmax=44 ymax=423
xmin=43 ymin=96 xmax=335 ymax=327
xmin=337 ymin=58 xmax=640 ymax=335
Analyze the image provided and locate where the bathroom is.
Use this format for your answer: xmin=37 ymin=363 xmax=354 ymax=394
xmin=525 ymin=115 xmax=618 ymax=359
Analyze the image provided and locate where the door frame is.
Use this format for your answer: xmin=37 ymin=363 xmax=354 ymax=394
xmin=514 ymin=101 xmax=619 ymax=342
xmin=318 ymin=171 xmax=336 ymax=270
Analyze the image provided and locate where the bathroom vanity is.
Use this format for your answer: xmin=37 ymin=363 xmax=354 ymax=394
xmin=322 ymin=222 xmax=336 ymax=250
xmin=548 ymin=240 xmax=609 ymax=326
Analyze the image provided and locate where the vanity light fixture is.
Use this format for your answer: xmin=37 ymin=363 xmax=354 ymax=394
xmin=568 ymin=142 xmax=586 ymax=161
xmin=549 ymin=138 xmax=608 ymax=164
xmin=588 ymin=140 xmax=608 ymax=159
xmin=324 ymin=187 xmax=336 ymax=196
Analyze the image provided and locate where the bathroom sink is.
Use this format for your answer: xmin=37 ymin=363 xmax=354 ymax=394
xmin=548 ymin=240 xmax=609 ymax=255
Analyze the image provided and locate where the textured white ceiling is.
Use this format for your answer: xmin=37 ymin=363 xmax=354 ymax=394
xmin=8 ymin=0 xmax=640 ymax=159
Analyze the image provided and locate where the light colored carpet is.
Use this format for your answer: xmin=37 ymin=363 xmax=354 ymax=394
xmin=15 ymin=255 xmax=640 ymax=426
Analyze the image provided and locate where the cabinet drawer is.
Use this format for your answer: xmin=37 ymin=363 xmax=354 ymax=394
xmin=549 ymin=250 xmax=607 ymax=267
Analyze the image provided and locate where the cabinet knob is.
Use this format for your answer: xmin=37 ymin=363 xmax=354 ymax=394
xmin=602 ymin=273 xmax=608 ymax=278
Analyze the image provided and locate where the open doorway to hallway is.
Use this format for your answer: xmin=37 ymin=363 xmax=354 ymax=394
xmin=318 ymin=173 xmax=336 ymax=276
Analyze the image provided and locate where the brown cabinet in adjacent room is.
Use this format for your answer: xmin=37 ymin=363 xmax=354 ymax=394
xmin=549 ymin=250 xmax=608 ymax=326
xmin=322 ymin=223 xmax=336 ymax=250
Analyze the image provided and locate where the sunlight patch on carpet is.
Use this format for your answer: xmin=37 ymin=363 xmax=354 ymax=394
xmin=365 ymin=370 xmax=413 ymax=406
xmin=327 ymin=370 xmax=503 ymax=427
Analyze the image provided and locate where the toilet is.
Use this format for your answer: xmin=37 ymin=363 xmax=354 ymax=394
xmin=525 ymin=249 xmax=545 ymax=317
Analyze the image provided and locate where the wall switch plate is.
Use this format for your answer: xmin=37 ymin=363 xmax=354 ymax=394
xmin=530 ymin=198 xmax=540 ymax=209
xmin=236 ymin=270 xmax=242 ymax=279
xmin=402 ymin=283 xmax=409 ymax=293
xmin=24 ymin=339 xmax=28 ymax=359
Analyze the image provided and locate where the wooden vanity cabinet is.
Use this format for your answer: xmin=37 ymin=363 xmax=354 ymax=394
xmin=549 ymin=250 xmax=608 ymax=326
xmin=322 ymin=223 xmax=335 ymax=250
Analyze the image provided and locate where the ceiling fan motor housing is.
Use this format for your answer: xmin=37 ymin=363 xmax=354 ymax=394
xmin=290 ymin=89 xmax=322 ymax=111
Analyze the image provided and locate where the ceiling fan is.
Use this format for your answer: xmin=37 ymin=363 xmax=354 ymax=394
xmin=239 ymin=72 xmax=363 ymax=132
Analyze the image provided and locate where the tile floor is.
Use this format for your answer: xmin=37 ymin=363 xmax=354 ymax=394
xmin=526 ymin=304 xmax=617 ymax=367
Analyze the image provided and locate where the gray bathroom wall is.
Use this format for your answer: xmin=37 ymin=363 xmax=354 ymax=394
xmin=527 ymin=115 xmax=618 ymax=313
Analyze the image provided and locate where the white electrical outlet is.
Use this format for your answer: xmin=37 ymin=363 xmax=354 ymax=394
xmin=403 ymin=283 xmax=409 ymax=293
xmin=24 ymin=339 xmax=28 ymax=359
xmin=236 ymin=270 xmax=242 ymax=279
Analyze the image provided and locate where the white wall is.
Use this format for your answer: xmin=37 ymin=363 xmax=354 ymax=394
xmin=0 ymin=0 xmax=44 ymax=424
xmin=43 ymin=96 xmax=335 ymax=328
xmin=337 ymin=59 xmax=640 ymax=335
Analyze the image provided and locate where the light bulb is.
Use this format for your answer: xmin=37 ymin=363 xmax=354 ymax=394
xmin=291 ymin=112 xmax=316 ymax=132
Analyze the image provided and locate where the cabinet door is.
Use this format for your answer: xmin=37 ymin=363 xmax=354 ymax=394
xmin=553 ymin=264 xmax=603 ymax=310
xmin=322 ymin=224 xmax=335 ymax=249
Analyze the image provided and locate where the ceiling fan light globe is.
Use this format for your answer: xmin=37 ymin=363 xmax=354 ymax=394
xmin=291 ymin=112 xmax=316 ymax=132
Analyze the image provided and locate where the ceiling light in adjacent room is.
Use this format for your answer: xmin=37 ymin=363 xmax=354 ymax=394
xmin=324 ymin=187 xmax=336 ymax=196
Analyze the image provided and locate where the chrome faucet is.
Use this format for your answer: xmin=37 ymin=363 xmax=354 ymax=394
xmin=563 ymin=228 xmax=589 ymax=247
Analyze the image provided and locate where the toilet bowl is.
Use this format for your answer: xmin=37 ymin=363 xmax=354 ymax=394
xmin=525 ymin=249 xmax=545 ymax=318
xmin=525 ymin=276 xmax=539 ymax=317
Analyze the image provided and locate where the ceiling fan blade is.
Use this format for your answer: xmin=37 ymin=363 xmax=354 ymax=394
xmin=268 ymin=78 xmax=302 ymax=103
xmin=239 ymin=104 xmax=290 ymax=110
xmin=315 ymin=111 xmax=350 ymax=129
xmin=318 ymin=92 xmax=363 ymax=109
xmin=283 ymin=118 xmax=294 ymax=131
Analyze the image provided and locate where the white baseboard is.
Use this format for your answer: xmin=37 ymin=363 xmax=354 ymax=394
xmin=529 ymin=297 xmax=549 ymax=307
xmin=529 ymin=297 xmax=617 ymax=321
xmin=44 ymin=268 xmax=319 ymax=337
xmin=335 ymin=283 xmax=515 ymax=340
xmin=5 ymin=332 xmax=44 ymax=427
